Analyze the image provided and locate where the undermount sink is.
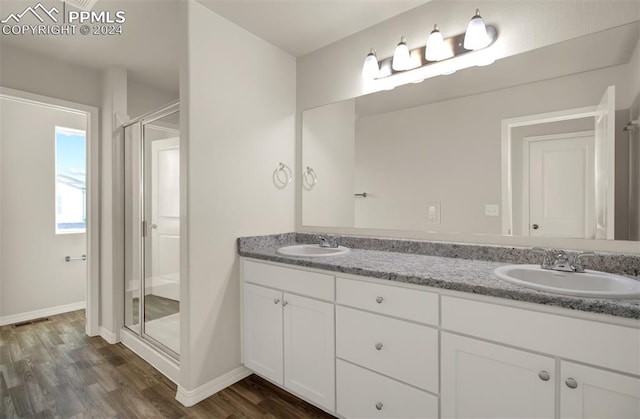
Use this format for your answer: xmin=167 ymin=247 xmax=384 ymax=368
xmin=276 ymin=244 xmax=350 ymax=258
xmin=494 ymin=264 xmax=640 ymax=299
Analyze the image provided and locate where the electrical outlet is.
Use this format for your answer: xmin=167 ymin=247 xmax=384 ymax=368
xmin=485 ymin=204 xmax=500 ymax=217
xmin=426 ymin=202 xmax=441 ymax=224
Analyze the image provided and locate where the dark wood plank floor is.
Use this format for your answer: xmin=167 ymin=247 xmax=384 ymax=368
xmin=0 ymin=310 xmax=335 ymax=418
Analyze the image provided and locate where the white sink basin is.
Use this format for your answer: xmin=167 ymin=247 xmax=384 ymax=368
xmin=494 ymin=264 xmax=640 ymax=299
xmin=277 ymin=244 xmax=350 ymax=258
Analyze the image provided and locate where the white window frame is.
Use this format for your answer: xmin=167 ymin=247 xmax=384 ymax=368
xmin=55 ymin=126 xmax=87 ymax=235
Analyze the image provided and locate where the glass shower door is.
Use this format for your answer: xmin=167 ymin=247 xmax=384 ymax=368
xmin=142 ymin=110 xmax=180 ymax=356
xmin=124 ymin=103 xmax=180 ymax=359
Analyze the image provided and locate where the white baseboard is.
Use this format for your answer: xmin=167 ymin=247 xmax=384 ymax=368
xmin=99 ymin=327 xmax=119 ymax=344
xmin=176 ymin=366 xmax=252 ymax=407
xmin=0 ymin=301 xmax=85 ymax=326
xmin=120 ymin=328 xmax=180 ymax=384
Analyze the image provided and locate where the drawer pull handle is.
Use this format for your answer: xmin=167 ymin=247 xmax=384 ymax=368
xmin=376 ymin=296 xmax=384 ymax=304
xmin=565 ymin=378 xmax=578 ymax=389
xmin=273 ymin=299 xmax=280 ymax=304
xmin=375 ymin=343 xmax=383 ymax=351
xmin=375 ymin=402 xmax=383 ymax=411
xmin=282 ymin=301 xmax=288 ymax=307
xmin=538 ymin=371 xmax=550 ymax=381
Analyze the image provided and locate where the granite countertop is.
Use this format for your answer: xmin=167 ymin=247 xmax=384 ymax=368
xmin=238 ymin=234 xmax=640 ymax=320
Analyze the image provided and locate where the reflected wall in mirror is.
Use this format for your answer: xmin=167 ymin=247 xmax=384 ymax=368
xmin=302 ymin=22 xmax=640 ymax=241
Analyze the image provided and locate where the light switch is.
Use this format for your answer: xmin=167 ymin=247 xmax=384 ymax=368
xmin=485 ymin=204 xmax=500 ymax=217
xmin=426 ymin=202 xmax=441 ymax=224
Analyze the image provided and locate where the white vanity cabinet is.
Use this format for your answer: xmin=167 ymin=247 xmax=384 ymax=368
xmin=242 ymin=260 xmax=336 ymax=412
xmin=335 ymin=277 xmax=440 ymax=418
xmin=560 ymin=361 xmax=640 ymax=419
xmin=441 ymin=296 xmax=640 ymax=419
xmin=241 ymin=257 xmax=640 ymax=419
xmin=441 ymin=333 xmax=555 ymax=419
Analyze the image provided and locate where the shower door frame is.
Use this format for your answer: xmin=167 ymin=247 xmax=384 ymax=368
xmin=123 ymin=101 xmax=180 ymax=361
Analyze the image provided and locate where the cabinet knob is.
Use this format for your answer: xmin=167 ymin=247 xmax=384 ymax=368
xmin=273 ymin=299 xmax=280 ymax=304
xmin=565 ymin=378 xmax=578 ymax=389
xmin=532 ymin=224 xmax=539 ymax=230
xmin=376 ymin=296 xmax=384 ymax=304
xmin=375 ymin=402 xmax=383 ymax=411
xmin=282 ymin=301 xmax=288 ymax=307
xmin=375 ymin=343 xmax=383 ymax=351
xmin=538 ymin=371 xmax=550 ymax=381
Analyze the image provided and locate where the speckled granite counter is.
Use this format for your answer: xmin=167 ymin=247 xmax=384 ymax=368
xmin=238 ymin=233 xmax=640 ymax=320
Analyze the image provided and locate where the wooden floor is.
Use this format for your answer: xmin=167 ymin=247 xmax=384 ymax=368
xmin=0 ymin=310 xmax=335 ymax=418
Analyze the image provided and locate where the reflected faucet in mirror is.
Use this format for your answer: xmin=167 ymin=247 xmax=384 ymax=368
xmin=318 ymin=235 xmax=338 ymax=248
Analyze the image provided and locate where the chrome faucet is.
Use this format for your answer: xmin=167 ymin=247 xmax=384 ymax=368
xmin=532 ymin=248 xmax=595 ymax=273
xmin=318 ymin=235 xmax=338 ymax=248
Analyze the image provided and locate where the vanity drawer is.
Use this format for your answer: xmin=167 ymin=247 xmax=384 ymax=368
xmin=336 ymin=277 xmax=439 ymax=325
xmin=442 ymin=296 xmax=640 ymax=375
xmin=337 ymin=359 xmax=438 ymax=419
xmin=242 ymin=259 xmax=334 ymax=301
xmin=336 ymin=306 xmax=438 ymax=392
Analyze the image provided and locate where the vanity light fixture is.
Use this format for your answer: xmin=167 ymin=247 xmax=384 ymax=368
xmin=463 ymin=9 xmax=490 ymax=50
xmin=392 ymin=36 xmax=412 ymax=71
xmin=361 ymin=8 xmax=497 ymax=86
xmin=362 ymin=48 xmax=380 ymax=79
xmin=425 ymin=25 xmax=448 ymax=62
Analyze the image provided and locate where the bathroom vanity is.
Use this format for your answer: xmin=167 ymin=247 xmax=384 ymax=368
xmin=238 ymin=234 xmax=640 ymax=419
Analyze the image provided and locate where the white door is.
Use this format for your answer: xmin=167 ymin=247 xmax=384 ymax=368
xmin=441 ymin=333 xmax=555 ymax=419
xmin=0 ymin=96 xmax=88 ymax=322
xmin=526 ymin=132 xmax=595 ymax=238
xmin=594 ymin=85 xmax=616 ymax=239
xmin=561 ymin=361 xmax=640 ymax=419
xmin=283 ymin=293 xmax=335 ymax=411
xmin=149 ymin=137 xmax=180 ymax=300
xmin=243 ymin=283 xmax=284 ymax=385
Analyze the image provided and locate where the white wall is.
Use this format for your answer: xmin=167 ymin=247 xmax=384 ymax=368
xmin=0 ymin=43 xmax=101 ymax=107
xmin=351 ymin=64 xmax=631 ymax=235
xmin=0 ymin=98 xmax=87 ymax=317
xmin=302 ymin=100 xmax=355 ymax=227
xmin=127 ymin=79 xmax=178 ymax=119
xmin=181 ymin=0 xmax=296 ymax=392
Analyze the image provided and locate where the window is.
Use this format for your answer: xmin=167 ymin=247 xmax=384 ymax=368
xmin=55 ymin=127 xmax=86 ymax=234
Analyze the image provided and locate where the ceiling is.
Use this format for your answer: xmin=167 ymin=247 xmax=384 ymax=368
xmin=198 ymin=0 xmax=429 ymax=57
xmin=0 ymin=0 xmax=181 ymax=93
xmin=0 ymin=0 xmax=428 ymax=93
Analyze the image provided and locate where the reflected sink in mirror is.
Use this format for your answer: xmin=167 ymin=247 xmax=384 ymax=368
xmin=494 ymin=265 xmax=640 ymax=299
xmin=277 ymin=244 xmax=350 ymax=258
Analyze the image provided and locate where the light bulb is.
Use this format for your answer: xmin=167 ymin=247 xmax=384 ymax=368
xmin=392 ymin=36 xmax=411 ymax=71
xmin=425 ymin=25 xmax=447 ymax=61
xmin=463 ymin=9 xmax=490 ymax=50
xmin=362 ymin=48 xmax=379 ymax=79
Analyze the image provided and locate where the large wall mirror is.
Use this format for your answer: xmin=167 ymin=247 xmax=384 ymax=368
xmin=302 ymin=22 xmax=640 ymax=242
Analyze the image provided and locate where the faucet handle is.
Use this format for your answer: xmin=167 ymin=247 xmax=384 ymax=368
xmin=572 ymin=252 xmax=595 ymax=273
xmin=532 ymin=247 xmax=552 ymax=269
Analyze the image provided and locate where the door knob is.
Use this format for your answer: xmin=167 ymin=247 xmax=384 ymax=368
xmin=532 ymin=224 xmax=539 ymax=230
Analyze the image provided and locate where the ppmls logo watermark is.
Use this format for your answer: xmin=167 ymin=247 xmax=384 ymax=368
xmin=1 ymin=2 xmax=126 ymax=36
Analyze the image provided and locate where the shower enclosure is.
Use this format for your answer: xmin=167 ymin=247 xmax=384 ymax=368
xmin=123 ymin=102 xmax=180 ymax=359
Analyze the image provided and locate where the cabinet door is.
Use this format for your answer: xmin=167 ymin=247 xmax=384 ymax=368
xmin=283 ymin=293 xmax=335 ymax=411
xmin=243 ymin=283 xmax=283 ymax=384
xmin=561 ymin=361 xmax=640 ymax=419
xmin=441 ymin=333 xmax=555 ymax=419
